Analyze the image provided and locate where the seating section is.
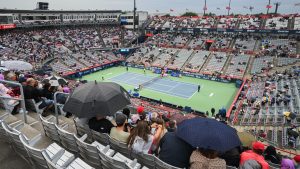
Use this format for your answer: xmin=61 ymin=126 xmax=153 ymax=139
xmin=217 ymin=17 xmax=238 ymax=29
xmin=203 ymin=52 xmax=227 ymax=73
xmin=250 ymin=57 xmax=274 ymax=74
xmin=234 ymin=37 xmax=257 ymax=52
xmin=225 ymin=54 xmax=250 ymax=78
xmin=184 ymin=50 xmax=210 ymax=73
xmin=294 ymin=17 xmax=300 ymax=30
xmin=152 ymin=48 xmax=177 ymax=67
xmin=239 ymin=16 xmax=261 ymax=29
xmin=277 ymin=57 xmax=299 ymax=67
xmin=265 ymin=17 xmax=289 ymax=30
xmin=167 ymin=49 xmax=193 ymax=70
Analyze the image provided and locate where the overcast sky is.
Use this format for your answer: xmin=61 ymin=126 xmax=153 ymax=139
xmin=2 ymin=0 xmax=300 ymax=15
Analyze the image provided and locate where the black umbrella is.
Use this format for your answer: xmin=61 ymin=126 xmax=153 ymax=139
xmin=63 ymin=81 xmax=131 ymax=118
xmin=43 ymin=76 xmax=68 ymax=86
xmin=176 ymin=118 xmax=241 ymax=152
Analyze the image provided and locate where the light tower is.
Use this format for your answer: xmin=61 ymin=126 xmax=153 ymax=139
xmin=203 ymin=0 xmax=207 ymax=15
xmin=266 ymin=0 xmax=272 ymax=14
xmin=274 ymin=2 xmax=281 ymax=14
xmin=227 ymin=0 xmax=232 ymax=16
xmin=133 ymin=0 xmax=137 ymax=31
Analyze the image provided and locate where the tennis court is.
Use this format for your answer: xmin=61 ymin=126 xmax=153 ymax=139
xmin=110 ymin=72 xmax=198 ymax=99
xmin=81 ymin=66 xmax=238 ymax=113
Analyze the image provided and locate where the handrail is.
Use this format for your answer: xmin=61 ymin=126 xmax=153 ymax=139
xmin=0 ymin=80 xmax=27 ymax=123
xmin=53 ymin=92 xmax=70 ymax=125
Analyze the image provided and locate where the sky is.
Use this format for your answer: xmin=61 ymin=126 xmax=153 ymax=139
xmin=1 ymin=0 xmax=300 ymax=15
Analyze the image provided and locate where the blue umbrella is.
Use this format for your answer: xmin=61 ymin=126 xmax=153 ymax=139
xmin=176 ymin=118 xmax=241 ymax=152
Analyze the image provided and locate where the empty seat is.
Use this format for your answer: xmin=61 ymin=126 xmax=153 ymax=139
xmin=97 ymin=145 xmax=115 ymax=169
xmin=91 ymin=130 xmax=110 ymax=146
xmin=56 ymin=124 xmax=79 ymax=154
xmin=43 ymin=147 xmax=75 ymax=169
xmin=66 ymin=158 xmax=94 ymax=169
xmin=40 ymin=115 xmax=62 ymax=142
xmin=131 ymin=152 xmax=155 ymax=169
xmin=75 ymin=134 xmax=102 ymax=168
xmin=109 ymin=136 xmax=131 ymax=157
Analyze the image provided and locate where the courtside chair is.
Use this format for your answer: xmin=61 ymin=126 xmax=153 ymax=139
xmin=56 ymin=124 xmax=79 ymax=154
xmin=91 ymin=130 xmax=110 ymax=146
xmin=65 ymin=158 xmax=94 ymax=169
xmin=154 ymin=155 xmax=184 ymax=169
xmin=40 ymin=115 xmax=61 ymax=142
xmin=109 ymin=136 xmax=131 ymax=157
xmin=131 ymin=152 xmax=155 ymax=169
xmin=75 ymin=134 xmax=102 ymax=168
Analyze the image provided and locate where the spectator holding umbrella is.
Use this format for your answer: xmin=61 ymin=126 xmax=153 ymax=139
xmin=190 ymin=148 xmax=226 ymax=169
xmin=293 ymin=155 xmax=300 ymax=169
xmin=89 ymin=115 xmax=115 ymax=134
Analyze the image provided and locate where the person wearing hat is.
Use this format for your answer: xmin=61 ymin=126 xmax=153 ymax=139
xmin=240 ymin=141 xmax=269 ymax=169
xmin=110 ymin=113 xmax=130 ymax=143
xmin=294 ymin=155 xmax=300 ymax=169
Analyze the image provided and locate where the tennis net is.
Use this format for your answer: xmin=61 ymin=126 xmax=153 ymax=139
xmin=140 ymin=76 xmax=161 ymax=89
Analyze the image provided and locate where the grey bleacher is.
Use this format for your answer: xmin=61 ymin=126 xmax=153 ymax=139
xmin=51 ymin=61 xmax=72 ymax=73
xmin=217 ymin=17 xmax=238 ymax=29
xmin=265 ymin=17 xmax=289 ymax=30
xmin=277 ymin=57 xmax=300 ymax=67
xmin=226 ymin=54 xmax=250 ymax=78
xmin=152 ymin=48 xmax=177 ymax=67
xmin=294 ymin=17 xmax=300 ymax=30
xmin=184 ymin=50 xmax=210 ymax=72
xmin=203 ymin=52 xmax=227 ymax=72
xmin=196 ymin=18 xmax=215 ymax=28
xmin=234 ymin=38 xmax=256 ymax=51
xmin=179 ymin=18 xmax=198 ymax=28
xmin=250 ymin=56 xmax=273 ymax=74
xmin=167 ymin=49 xmax=193 ymax=70
xmin=239 ymin=17 xmax=261 ymax=29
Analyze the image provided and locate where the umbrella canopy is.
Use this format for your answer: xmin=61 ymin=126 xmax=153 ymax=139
xmin=176 ymin=118 xmax=241 ymax=152
xmin=237 ymin=132 xmax=256 ymax=148
xmin=63 ymin=81 xmax=131 ymax=118
xmin=2 ymin=60 xmax=33 ymax=71
xmin=43 ymin=76 xmax=68 ymax=86
xmin=283 ymin=112 xmax=296 ymax=120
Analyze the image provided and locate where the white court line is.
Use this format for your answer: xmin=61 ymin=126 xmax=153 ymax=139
xmin=106 ymin=73 xmax=113 ymax=75
xmin=209 ymin=93 xmax=214 ymax=97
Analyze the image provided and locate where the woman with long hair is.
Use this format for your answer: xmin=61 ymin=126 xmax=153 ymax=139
xmin=127 ymin=120 xmax=162 ymax=154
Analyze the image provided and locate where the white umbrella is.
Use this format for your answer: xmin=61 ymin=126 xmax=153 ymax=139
xmin=2 ymin=60 xmax=33 ymax=71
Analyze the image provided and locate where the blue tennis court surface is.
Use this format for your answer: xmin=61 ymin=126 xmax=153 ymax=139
xmin=109 ymin=72 xmax=198 ymax=99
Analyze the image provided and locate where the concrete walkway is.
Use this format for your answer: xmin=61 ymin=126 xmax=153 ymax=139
xmin=0 ymin=141 xmax=30 ymax=169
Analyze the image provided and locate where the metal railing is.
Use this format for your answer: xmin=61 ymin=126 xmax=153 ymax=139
xmin=0 ymin=80 xmax=27 ymax=123
xmin=53 ymin=92 xmax=70 ymax=125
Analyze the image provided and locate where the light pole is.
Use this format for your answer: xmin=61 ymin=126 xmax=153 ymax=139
xmin=266 ymin=0 xmax=271 ymax=14
xmin=274 ymin=2 xmax=281 ymax=14
xmin=133 ymin=0 xmax=136 ymax=31
xmin=227 ymin=0 xmax=232 ymax=15
xmin=203 ymin=0 xmax=207 ymax=15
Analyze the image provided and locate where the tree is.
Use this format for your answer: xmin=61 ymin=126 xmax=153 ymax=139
xmin=163 ymin=14 xmax=171 ymax=17
xmin=181 ymin=12 xmax=198 ymax=17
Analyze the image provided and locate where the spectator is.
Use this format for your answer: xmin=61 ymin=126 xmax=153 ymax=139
xmin=240 ymin=141 xmax=269 ymax=169
xmin=239 ymin=159 xmax=262 ymax=169
xmin=294 ymin=155 xmax=300 ymax=169
xmin=167 ymin=120 xmax=177 ymax=132
xmin=127 ymin=120 xmax=162 ymax=154
xmin=263 ymin=146 xmax=280 ymax=164
xmin=88 ymin=115 xmax=114 ymax=134
xmin=190 ymin=148 xmax=226 ymax=169
xmin=110 ymin=113 xmax=130 ymax=143
xmin=281 ymin=158 xmax=295 ymax=169
xmin=158 ymin=132 xmax=194 ymax=168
